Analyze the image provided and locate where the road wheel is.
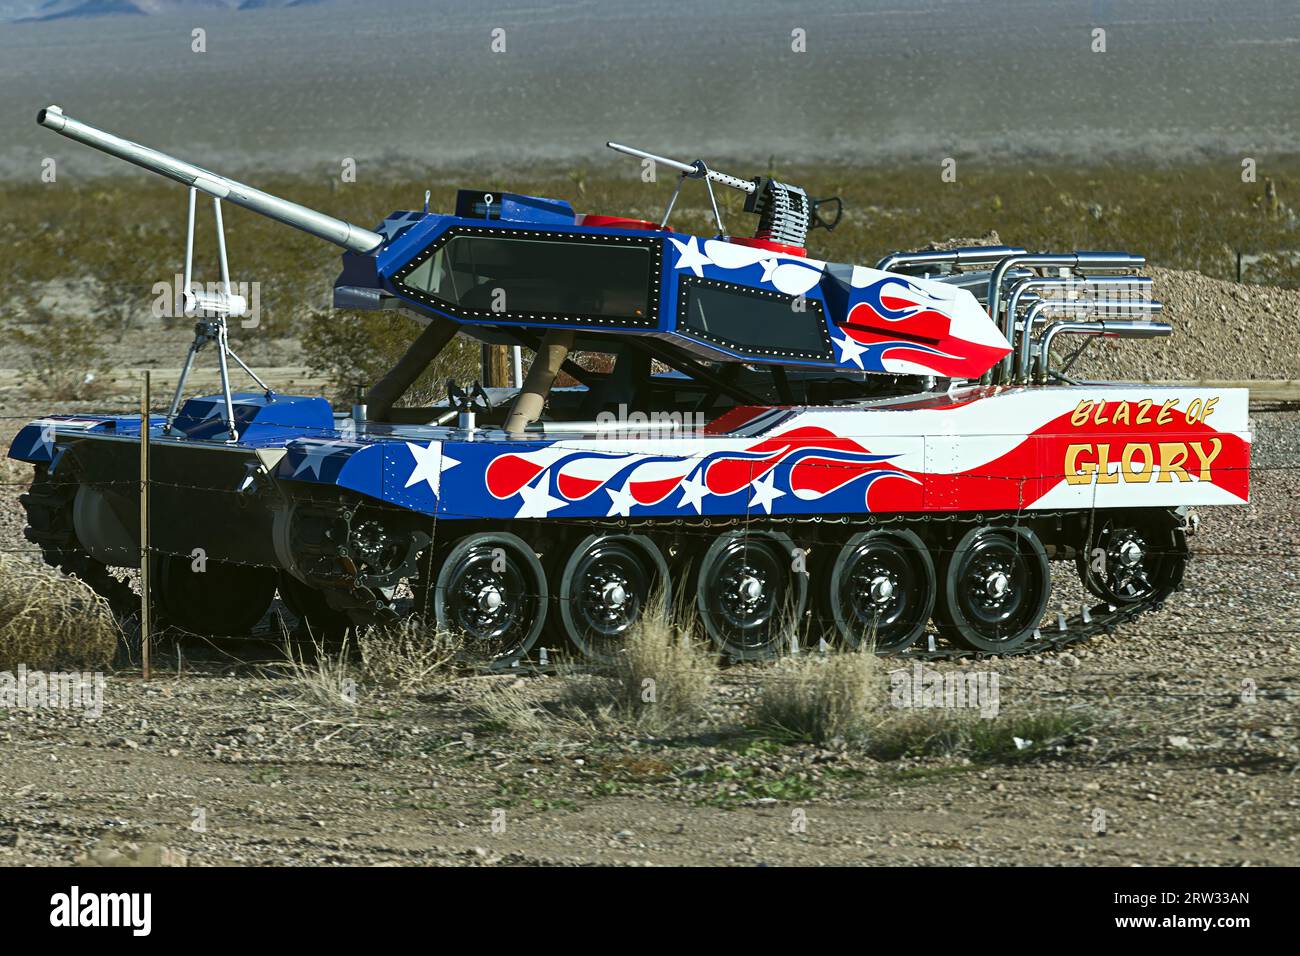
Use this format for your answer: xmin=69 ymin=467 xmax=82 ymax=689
xmin=824 ymin=529 xmax=935 ymax=652
xmin=156 ymin=555 xmax=278 ymax=636
xmin=432 ymin=532 xmax=547 ymax=669
xmin=553 ymin=533 xmax=669 ymax=663
xmin=693 ymin=530 xmax=806 ymax=661
xmin=935 ymin=526 xmax=1049 ymax=653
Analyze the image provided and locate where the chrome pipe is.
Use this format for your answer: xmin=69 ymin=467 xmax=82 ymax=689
xmin=1006 ymin=275 xmax=1152 ymax=326
xmin=1018 ymin=300 xmax=1164 ymax=381
xmin=1036 ymin=318 xmax=1172 ymax=381
xmin=38 ymin=105 xmax=385 ymax=253
xmin=874 ymin=245 xmax=1027 ymax=273
xmin=986 ymin=252 xmax=1147 ymax=381
xmin=1006 ymin=275 xmax=1154 ymax=378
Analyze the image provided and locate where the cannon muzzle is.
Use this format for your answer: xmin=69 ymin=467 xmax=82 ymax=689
xmin=38 ymin=106 xmax=384 ymax=254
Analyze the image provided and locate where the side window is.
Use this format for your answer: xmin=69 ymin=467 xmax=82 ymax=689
xmin=678 ymin=278 xmax=832 ymax=361
xmin=394 ymin=230 xmax=659 ymax=327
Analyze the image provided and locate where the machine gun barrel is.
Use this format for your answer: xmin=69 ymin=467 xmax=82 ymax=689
xmin=37 ymin=106 xmax=384 ymax=254
xmin=606 ymin=141 xmax=756 ymax=194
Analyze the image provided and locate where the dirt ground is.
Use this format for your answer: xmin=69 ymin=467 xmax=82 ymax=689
xmin=0 ymin=393 xmax=1296 ymax=866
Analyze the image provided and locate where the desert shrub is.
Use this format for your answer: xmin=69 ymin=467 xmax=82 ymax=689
xmin=752 ymin=649 xmax=880 ymax=744
xmin=298 ymin=308 xmax=481 ymax=405
xmin=557 ymin=603 xmax=716 ymax=732
xmin=6 ymin=287 xmax=109 ymax=400
xmin=277 ymin=632 xmax=358 ymax=712
xmin=864 ymin=706 xmax=1098 ymax=763
xmin=473 ymin=683 xmax=552 ymax=735
xmin=358 ymin=616 xmax=464 ymax=690
xmin=0 ymin=554 xmax=119 ymax=671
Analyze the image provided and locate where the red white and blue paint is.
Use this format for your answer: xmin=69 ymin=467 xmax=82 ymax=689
xmin=8 ymin=386 xmax=1249 ymax=524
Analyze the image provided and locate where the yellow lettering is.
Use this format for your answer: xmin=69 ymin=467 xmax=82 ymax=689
xmin=1157 ymin=443 xmax=1191 ymax=482
xmin=1112 ymin=402 xmax=1130 ymax=426
xmin=1070 ymin=400 xmax=1092 ymax=428
xmin=1202 ymin=396 xmax=1218 ymax=423
xmin=1121 ymin=443 xmax=1155 ymax=483
xmin=1092 ymin=402 xmax=1110 ymax=426
xmin=1095 ymin=444 xmax=1119 ymax=483
xmin=1185 ymin=398 xmax=1202 ymax=424
xmin=1135 ymin=399 xmax=1153 ymax=425
xmin=1189 ymin=438 xmax=1222 ymax=481
xmin=1157 ymin=399 xmax=1177 ymax=425
xmin=1065 ymin=444 xmax=1093 ymax=485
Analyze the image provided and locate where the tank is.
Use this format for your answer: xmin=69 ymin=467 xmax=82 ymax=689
xmin=10 ymin=107 xmax=1251 ymax=666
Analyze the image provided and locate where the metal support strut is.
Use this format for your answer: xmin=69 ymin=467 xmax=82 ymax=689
xmin=162 ymin=187 xmax=272 ymax=443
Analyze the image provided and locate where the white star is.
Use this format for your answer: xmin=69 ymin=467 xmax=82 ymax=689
xmin=606 ymin=483 xmax=636 ymax=517
xmin=404 ymin=441 xmax=442 ymax=494
xmin=748 ymin=471 xmax=785 ymax=514
xmin=677 ymin=472 xmax=708 ymax=514
xmin=515 ymin=475 xmax=567 ymax=518
xmin=831 ymin=331 xmax=869 ymax=370
xmin=28 ymin=423 xmax=56 ymax=457
xmin=377 ymin=212 xmax=419 ymax=241
xmin=759 ymin=257 xmax=780 ymax=283
xmin=292 ymin=441 xmax=349 ymax=479
xmin=669 ymin=236 xmax=712 ymax=277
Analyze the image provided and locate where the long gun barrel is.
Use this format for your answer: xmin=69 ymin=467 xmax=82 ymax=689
xmin=606 ymin=141 xmax=756 ymax=194
xmin=38 ymin=105 xmax=384 ymax=254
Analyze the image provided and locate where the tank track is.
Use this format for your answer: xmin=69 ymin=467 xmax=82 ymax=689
xmin=17 ymin=464 xmax=1191 ymax=664
xmin=275 ymin=483 xmax=1191 ymax=664
xmin=616 ymin=509 xmax=1189 ymax=663
xmin=19 ymin=465 xmax=140 ymax=620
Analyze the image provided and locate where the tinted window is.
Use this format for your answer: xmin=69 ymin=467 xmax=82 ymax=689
xmin=681 ymin=280 xmax=831 ymax=360
xmin=398 ymin=234 xmax=652 ymax=322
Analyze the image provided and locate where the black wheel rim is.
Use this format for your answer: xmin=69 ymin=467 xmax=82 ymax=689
xmin=836 ymin=535 xmax=928 ymax=649
xmin=1085 ymin=521 xmax=1163 ymax=604
xmin=568 ymin=540 xmax=651 ymax=645
xmin=441 ymin=544 xmax=539 ymax=656
xmin=953 ymin=535 xmax=1042 ymax=642
xmin=702 ymin=538 xmax=791 ymax=651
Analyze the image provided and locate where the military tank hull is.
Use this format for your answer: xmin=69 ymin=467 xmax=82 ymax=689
xmin=8 ymin=108 xmax=1252 ymax=667
xmin=11 ymin=382 xmax=1249 ymax=663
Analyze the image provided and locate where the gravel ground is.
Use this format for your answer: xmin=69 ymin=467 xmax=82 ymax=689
xmin=0 ymin=401 xmax=1295 ymax=866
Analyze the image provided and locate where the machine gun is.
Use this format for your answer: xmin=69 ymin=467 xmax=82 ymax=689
xmin=606 ymin=142 xmax=842 ymax=250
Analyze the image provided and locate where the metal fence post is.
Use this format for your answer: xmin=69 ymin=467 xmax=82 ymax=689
xmin=140 ymin=370 xmax=151 ymax=680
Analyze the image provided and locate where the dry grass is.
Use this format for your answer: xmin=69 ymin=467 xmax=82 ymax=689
xmin=473 ymin=682 xmax=553 ymax=735
xmin=559 ymin=601 xmax=716 ymax=733
xmin=357 ymin=616 xmax=465 ymax=690
xmin=752 ymin=649 xmax=881 ymax=744
xmin=276 ymin=632 xmax=358 ymax=713
xmin=0 ymin=554 xmax=119 ymax=671
xmin=864 ymin=706 xmax=1099 ymax=762
xmin=474 ymin=600 xmax=718 ymax=736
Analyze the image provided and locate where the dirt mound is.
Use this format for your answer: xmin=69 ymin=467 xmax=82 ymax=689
xmin=919 ymin=230 xmax=1004 ymax=251
xmin=1054 ymin=267 xmax=1300 ymax=382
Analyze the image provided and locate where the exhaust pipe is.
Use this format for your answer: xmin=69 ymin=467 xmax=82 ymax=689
xmin=874 ymin=245 xmax=1028 ymax=274
xmin=1036 ymin=317 xmax=1172 ymax=382
xmin=985 ymin=252 xmax=1147 ymax=381
xmin=1017 ymin=300 xmax=1165 ymax=381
